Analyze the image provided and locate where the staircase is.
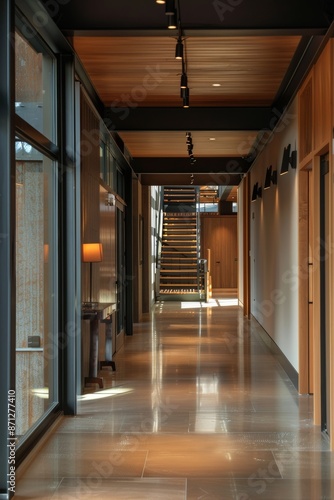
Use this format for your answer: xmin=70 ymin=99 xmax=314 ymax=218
xmin=158 ymin=187 xmax=204 ymax=301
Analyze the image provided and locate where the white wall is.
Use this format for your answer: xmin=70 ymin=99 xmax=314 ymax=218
xmin=250 ymin=98 xmax=299 ymax=371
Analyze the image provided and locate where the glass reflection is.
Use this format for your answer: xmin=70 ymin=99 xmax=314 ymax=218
xmin=16 ymin=141 xmax=57 ymax=442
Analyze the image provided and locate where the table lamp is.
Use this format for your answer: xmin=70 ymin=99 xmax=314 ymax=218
xmin=82 ymin=242 xmax=103 ymax=306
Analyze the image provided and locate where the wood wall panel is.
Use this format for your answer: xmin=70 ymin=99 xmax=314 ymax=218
xmin=314 ymin=44 xmax=332 ymax=150
xmin=99 ymin=185 xmax=116 ymax=304
xmin=297 ymin=41 xmax=334 ymax=430
xmin=299 ymin=76 xmax=313 ymax=162
xmin=314 ymin=43 xmax=331 ymax=151
xmin=80 ymin=88 xmax=101 ymax=303
xmin=200 ymin=215 xmax=238 ymax=289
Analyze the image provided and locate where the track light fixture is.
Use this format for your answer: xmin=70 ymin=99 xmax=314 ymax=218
xmin=167 ymin=12 xmax=177 ymax=29
xmin=183 ymin=87 xmax=190 ymax=108
xmin=175 ymin=38 xmax=183 ymax=60
xmin=156 ymin=0 xmax=189 ymax=105
xmin=186 ymin=132 xmax=196 ymax=164
xmin=165 ymin=0 xmax=175 ymax=14
xmin=180 ymin=72 xmax=187 ymax=89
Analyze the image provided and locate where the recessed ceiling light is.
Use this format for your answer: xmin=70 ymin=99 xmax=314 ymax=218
xmin=209 ymin=137 xmax=216 ymax=141
xmin=212 ymin=83 xmax=221 ymax=87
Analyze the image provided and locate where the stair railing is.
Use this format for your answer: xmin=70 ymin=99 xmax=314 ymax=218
xmin=155 ymin=187 xmax=164 ymax=296
xmin=195 ymin=187 xmax=204 ymax=298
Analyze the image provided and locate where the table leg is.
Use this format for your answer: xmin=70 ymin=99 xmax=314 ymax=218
xmin=100 ymin=318 xmax=116 ymax=371
xmin=85 ymin=315 xmax=104 ymax=388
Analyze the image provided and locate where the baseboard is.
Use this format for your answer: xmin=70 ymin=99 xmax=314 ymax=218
xmin=251 ymin=316 xmax=299 ymax=390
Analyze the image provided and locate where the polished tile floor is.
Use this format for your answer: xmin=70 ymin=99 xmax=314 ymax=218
xmin=16 ymin=294 xmax=334 ymax=499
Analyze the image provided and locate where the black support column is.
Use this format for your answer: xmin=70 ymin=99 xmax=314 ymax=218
xmin=59 ymin=54 xmax=80 ymax=414
xmin=0 ymin=0 xmax=15 ymax=498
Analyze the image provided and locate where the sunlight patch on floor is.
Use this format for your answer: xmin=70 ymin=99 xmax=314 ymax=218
xmin=181 ymin=297 xmax=238 ymax=309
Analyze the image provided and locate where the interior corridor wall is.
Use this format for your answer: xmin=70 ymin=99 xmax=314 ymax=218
xmin=150 ymin=186 xmax=162 ymax=306
xmin=250 ymin=98 xmax=299 ymax=371
xmin=238 ymin=181 xmax=244 ymax=307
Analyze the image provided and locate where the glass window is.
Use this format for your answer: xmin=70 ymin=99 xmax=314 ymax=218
xmin=15 ymin=30 xmax=55 ymax=142
xmin=199 ymin=203 xmax=218 ymax=213
xmin=15 ymin=139 xmax=58 ymax=442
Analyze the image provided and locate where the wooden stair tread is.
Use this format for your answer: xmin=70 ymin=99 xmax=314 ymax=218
xmin=161 ymin=276 xmax=197 ymax=286
xmin=161 ymin=263 xmax=197 ymax=266
xmin=161 ymin=251 xmax=197 ymax=253
xmin=160 ymin=187 xmax=201 ymax=299
xmin=160 ymin=270 xmax=197 ymax=274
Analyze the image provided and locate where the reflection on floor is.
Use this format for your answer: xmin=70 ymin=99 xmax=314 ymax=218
xmin=15 ymin=293 xmax=334 ymax=499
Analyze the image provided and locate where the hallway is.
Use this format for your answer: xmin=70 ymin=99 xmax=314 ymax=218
xmin=15 ymin=295 xmax=334 ymax=499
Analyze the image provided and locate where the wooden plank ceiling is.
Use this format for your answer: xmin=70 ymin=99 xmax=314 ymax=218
xmin=117 ymin=131 xmax=258 ymax=158
xmin=42 ymin=0 xmax=333 ymax=185
xmin=72 ymin=35 xmax=300 ymax=163
xmin=73 ymin=35 xmax=301 ymax=107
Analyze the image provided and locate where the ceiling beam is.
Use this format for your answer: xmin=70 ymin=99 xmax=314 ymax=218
xmin=139 ymin=173 xmax=243 ymax=186
xmin=63 ymin=28 xmax=327 ymax=38
xmin=46 ymin=0 xmax=332 ymax=35
xmin=105 ymin=107 xmax=273 ymax=132
xmin=132 ymin=157 xmax=251 ymax=175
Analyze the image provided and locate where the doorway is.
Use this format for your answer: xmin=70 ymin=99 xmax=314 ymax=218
xmin=200 ymin=215 xmax=238 ymax=289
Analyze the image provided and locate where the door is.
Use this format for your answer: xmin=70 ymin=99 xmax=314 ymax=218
xmin=201 ymin=215 xmax=238 ymax=289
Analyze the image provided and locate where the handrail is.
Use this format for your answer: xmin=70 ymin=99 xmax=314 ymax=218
xmin=195 ymin=187 xmax=204 ymax=298
xmin=156 ymin=186 xmax=164 ymax=269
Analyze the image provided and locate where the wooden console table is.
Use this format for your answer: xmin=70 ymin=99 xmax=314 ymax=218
xmin=82 ymin=302 xmax=116 ymax=388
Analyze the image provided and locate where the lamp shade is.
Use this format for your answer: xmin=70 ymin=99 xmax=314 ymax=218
xmin=183 ymin=87 xmax=190 ymax=108
xmin=280 ymin=144 xmax=291 ymax=175
xmin=165 ymin=0 xmax=175 ymax=14
xmin=180 ymin=73 xmax=188 ymax=89
xmin=175 ymin=39 xmax=183 ymax=59
xmin=167 ymin=12 xmax=177 ymax=29
xmin=82 ymin=243 xmax=103 ymax=262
